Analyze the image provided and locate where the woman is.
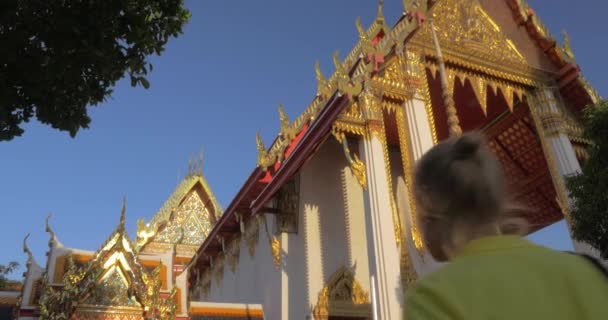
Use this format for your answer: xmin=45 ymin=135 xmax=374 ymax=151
xmin=405 ymin=132 xmax=608 ymax=319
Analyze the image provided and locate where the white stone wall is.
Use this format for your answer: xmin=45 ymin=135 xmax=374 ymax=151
xmin=205 ymin=216 xmax=282 ymax=319
xmin=203 ymin=138 xmax=369 ymax=319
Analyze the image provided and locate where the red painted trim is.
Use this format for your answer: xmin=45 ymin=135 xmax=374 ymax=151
xmin=251 ymin=95 xmax=348 ymax=214
xmin=190 ymin=94 xmax=345 ymax=274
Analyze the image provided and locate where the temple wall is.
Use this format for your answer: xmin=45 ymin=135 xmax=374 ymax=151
xmin=479 ymin=0 xmax=558 ymax=72
xmin=205 ymin=216 xmax=281 ymax=320
xmin=298 ymin=138 xmax=369 ymax=316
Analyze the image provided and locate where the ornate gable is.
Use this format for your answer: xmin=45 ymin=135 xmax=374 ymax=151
xmin=39 ymin=201 xmax=176 ymax=320
xmin=414 ymin=0 xmax=526 ymax=66
xmin=136 ymin=160 xmax=222 ymax=255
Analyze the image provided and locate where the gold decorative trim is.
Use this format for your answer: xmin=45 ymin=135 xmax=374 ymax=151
xmin=312 ymin=267 xmax=371 ymax=320
xmin=332 ymin=129 xmax=367 ymax=189
xmin=528 ymin=90 xmax=573 ymax=225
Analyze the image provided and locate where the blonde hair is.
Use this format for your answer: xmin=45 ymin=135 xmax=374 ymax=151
xmin=414 ymin=132 xmax=529 ymax=237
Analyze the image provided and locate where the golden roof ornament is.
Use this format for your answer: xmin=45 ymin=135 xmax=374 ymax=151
xmin=315 ymin=60 xmax=328 ymax=98
xmin=23 ymin=233 xmax=34 ymax=266
xmin=45 ymin=213 xmax=56 ymax=247
xmin=197 ymin=147 xmax=204 ymax=177
xmin=119 ymin=196 xmax=127 ymax=231
xmin=333 ymin=50 xmax=346 ymax=77
xmin=562 ymin=30 xmax=575 ymax=60
xmin=355 ymin=17 xmax=368 ymax=40
xmin=376 ymin=0 xmax=385 ymax=22
xmin=430 ymin=19 xmax=462 ymax=137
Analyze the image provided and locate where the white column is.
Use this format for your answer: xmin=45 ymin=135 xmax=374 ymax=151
xmin=281 ymin=232 xmax=289 ymax=319
xmin=535 ymin=88 xmax=601 ymax=259
xmin=360 ymin=134 xmax=403 ymax=319
xmin=402 ymin=88 xmax=443 ymax=276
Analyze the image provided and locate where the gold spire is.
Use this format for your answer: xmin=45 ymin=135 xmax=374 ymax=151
xmin=376 ymin=0 xmax=385 ymax=22
xmin=197 ymin=147 xmax=204 ymax=177
xmin=430 ymin=20 xmax=462 ymax=137
xmin=119 ymin=197 xmax=127 ymax=230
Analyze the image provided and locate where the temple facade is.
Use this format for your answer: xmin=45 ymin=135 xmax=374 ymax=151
xmin=185 ymin=0 xmax=600 ymax=319
xmin=1 ymin=0 xmax=602 ymax=319
xmin=5 ymin=163 xmax=224 ymax=320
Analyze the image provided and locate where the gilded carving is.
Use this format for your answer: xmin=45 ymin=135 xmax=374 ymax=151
xmin=430 ymin=20 xmax=462 ymax=137
xmin=395 ymin=108 xmax=424 ymax=254
xmin=527 ymin=90 xmax=574 ymax=225
xmin=332 ymin=130 xmax=367 ymax=189
xmin=315 ymin=61 xmax=330 ymax=99
xmin=313 ymin=267 xmax=371 ymax=320
xmin=136 ymin=170 xmax=222 ymax=252
xmin=39 ymin=202 xmax=177 ymax=320
xmin=416 ymin=0 xmax=526 ymax=65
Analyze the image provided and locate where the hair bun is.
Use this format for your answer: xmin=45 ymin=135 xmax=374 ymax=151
xmin=452 ymin=132 xmax=483 ymax=160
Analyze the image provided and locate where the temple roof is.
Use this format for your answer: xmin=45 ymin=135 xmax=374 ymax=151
xmin=188 ymin=0 xmax=598 ymax=277
xmin=136 ymin=160 xmax=223 ymax=254
xmin=38 ymin=201 xmax=176 ymax=319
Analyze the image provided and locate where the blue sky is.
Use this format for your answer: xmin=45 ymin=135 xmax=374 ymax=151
xmin=1 ymin=0 xmax=605 ymax=278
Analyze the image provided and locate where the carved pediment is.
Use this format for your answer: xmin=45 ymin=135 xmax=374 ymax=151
xmin=413 ymin=0 xmax=526 ymax=67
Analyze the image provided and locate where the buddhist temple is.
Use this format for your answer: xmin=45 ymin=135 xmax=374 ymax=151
xmin=1 ymin=0 xmax=602 ymax=319
xmin=184 ymin=0 xmax=599 ymax=319
xmin=3 ymin=159 xmax=223 ymax=320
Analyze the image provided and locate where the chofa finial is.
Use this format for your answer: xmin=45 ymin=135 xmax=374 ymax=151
xmin=45 ymin=213 xmax=56 ymax=245
xmin=23 ymin=233 xmax=34 ymax=264
xmin=314 ymin=60 xmax=327 ymax=97
xmin=355 ymin=17 xmax=367 ymax=40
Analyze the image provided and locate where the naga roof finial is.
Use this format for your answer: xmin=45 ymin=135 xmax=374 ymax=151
xmin=278 ymin=103 xmax=289 ymax=132
xmin=45 ymin=213 xmax=56 ymax=246
xmin=314 ymin=60 xmax=327 ymax=97
xmin=333 ymin=50 xmax=345 ymax=76
xmin=256 ymin=132 xmax=266 ymax=155
xmin=562 ymin=30 xmax=575 ymax=59
xmin=355 ymin=16 xmax=367 ymax=40
xmin=23 ymin=233 xmax=34 ymax=265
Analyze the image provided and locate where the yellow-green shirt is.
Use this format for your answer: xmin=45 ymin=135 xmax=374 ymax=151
xmin=405 ymin=236 xmax=608 ymax=319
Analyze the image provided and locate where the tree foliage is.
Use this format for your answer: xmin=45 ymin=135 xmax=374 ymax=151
xmin=0 ymin=0 xmax=190 ymax=141
xmin=566 ymin=100 xmax=608 ymax=259
xmin=0 ymin=262 xmax=19 ymax=289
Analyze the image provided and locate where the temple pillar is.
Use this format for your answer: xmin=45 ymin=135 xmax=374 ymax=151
xmin=401 ymin=50 xmax=442 ymax=277
xmin=359 ymin=89 xmax=403 ymax=319
xmin=531 ymin=88 xmax=602 ymax=259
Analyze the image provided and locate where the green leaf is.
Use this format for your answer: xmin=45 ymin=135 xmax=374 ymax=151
xmin=140 ymin=77 xmax=150 ymax=89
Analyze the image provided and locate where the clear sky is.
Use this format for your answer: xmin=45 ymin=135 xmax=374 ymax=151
xmin=1 ymin=0 xmax=605 ymax=278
